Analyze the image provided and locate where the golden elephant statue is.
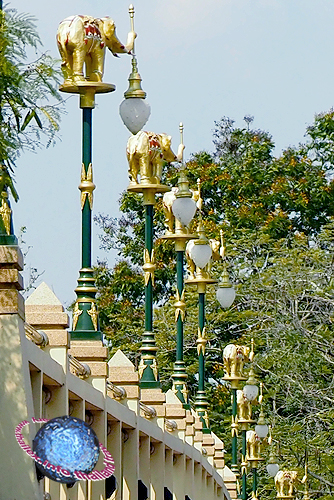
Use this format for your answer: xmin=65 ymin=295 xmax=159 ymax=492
xmin=274 ymin=470 xmax=298 ymax=498
xmin=246 ymin=430 xmax=261 ymax=461
xmin=57 ymin=15 xmax=135 ymax=83
xmin=127 ymin=131 xmax=181 ymax=185
xmin=237 ymin=389 xmax=252 ymax=421
xmin=223 ymin=344 xmax=250 ymax=379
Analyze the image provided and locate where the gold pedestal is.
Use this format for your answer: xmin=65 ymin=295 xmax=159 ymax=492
xmin=60 ymin=81 xmax=115 ymax=108
xmin=127 ymin=183 xmax=170 ymax=205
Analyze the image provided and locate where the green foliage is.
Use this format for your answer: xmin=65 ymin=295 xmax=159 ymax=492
xmin=0 ymin=7 xmax=63 ymax=176
xmin=95 ymin=112 xmax=334 ymax=498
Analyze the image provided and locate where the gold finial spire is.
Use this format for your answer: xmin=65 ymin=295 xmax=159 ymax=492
xmin=249 ymin=338 xmax=255 ymax=362
xmin=179 ymin=121 xmax=184 ymax=154
xmin=197 ymin=178 xmax=203 ymax=211
xmin=220 ymin=229 xmax=225 ymax=259
xmin=259 ymin=382 xmax=263 ymax=405
xmin=178 ymin=122 xmax=185 ymax=164
xmin=124 ymin=4 xmax=147 ymax=99
xmin=129 ymin=4 xmax=135 ymax=46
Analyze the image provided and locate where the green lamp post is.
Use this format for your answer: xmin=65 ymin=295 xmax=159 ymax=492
xmin=161 ymin=123 xmax=197 ymax=406
xmin=61 ymin=83 xmax=114 ymax=341
xmin=57 ymin=8 xmax=135 ymax=340
xmin=185 ymin=182 xmax=217 ymax=432
xmin=119 ymin=6 xmax=172 ymax=388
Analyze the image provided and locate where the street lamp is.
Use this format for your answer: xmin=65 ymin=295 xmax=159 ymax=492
xmin=189 ymin=219 xmax=212 ymax=269
xmin=171 ymin=176 xmax=197 ymax=228
xmin=266 ymin=447 xmax=280 ymax=477
xmin=119 ymin=5 xmax=151 ymax=134
xmin=216 ymin=230 xmax=236 ymax=309
xmin=243 ymin=365 xmax=259 ymax=402
xmin=255 ymin=407 xmax=269 ymax=439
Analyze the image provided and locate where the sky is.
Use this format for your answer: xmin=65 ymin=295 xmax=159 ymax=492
xmin=9 ymin=0 xmax=334 ymax=308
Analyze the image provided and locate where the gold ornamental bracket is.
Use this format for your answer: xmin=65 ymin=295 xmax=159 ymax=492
xmin=174 ymin=289 xmax=186 ymax=322
xmin=197 ymin=326 xmax=207 ymax=355
xmin=0 ymin=192 xmax=11 ymax=235
xmin=72 ymin=302 xmax=83 ymax=330
xmin=79 ymin=163 xmax=95 ymax=210
xmin=143 ymin=249 xmax=156 ymax=286
xmin=231 ymin=414 xmax=239 ymax=437
xmin=87 ymin=301 xmax=99 ymax=330
xmin=138 ymin=356 xmax=158 ymax=380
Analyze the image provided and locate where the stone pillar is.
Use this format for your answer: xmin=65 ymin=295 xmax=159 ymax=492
xmin=184 ymin=410 xmax=195 ymax=445
xmin=69 ymin=340 xmax=108 ymax=393
xmin=140 ymin=387 xmax=166 ymax=428
xmin=222 ymin=467 xmax=238 ymax=500
xmin=0 ymin=245 xmax=41 ymax=500
xmin=25 ymin=282 xmax=69 ymax=369
xmin=164 ymin=389 xmax=186 ymax=439
xmin=107 ymin=349 xmax=139 ymax=413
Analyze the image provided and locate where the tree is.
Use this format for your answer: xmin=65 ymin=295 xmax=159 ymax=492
xmin=0 ymin=7 xmax=63 ymax=185
xmin=95 ymin=113 xmax=334 ymax=498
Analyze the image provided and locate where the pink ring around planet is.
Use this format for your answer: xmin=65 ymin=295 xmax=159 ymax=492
xmin=15 ymin=418 xmax=115 ymax=481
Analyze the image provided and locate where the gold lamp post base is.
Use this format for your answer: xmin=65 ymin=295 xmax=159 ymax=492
xmin=60 ymin=81 xmax=116 ymax=108
xmin=161 ymin=232 xmax=198 ymax=252
xmin=247 ymin=457 xmax=264 ymax=468
xmin=127 ymin=183 xmax=170 ymax=205
xmin=223 ymin=375 xmax=247 ymax=389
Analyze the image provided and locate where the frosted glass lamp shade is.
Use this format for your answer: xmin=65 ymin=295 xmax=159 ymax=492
xmin=190 ymin=243 xmax=212 ymax=269
xmin=172 ymin=197 xmax=197 ymax=226
xmin=255 ymin=423 xmax=269 ymax=439
xmin=243 ymin=383 xmax=259 ymax=401
xmin=119 ymin=98 xmax=151 ymax=134
xmin=266 ymin=463 xmax=280 ymax=477
xmin=216 ymin=286 xmax=236 ymax=309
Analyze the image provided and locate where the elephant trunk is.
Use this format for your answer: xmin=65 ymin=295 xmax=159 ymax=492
xmin=124 ymin=31 xmax=136 ymax=53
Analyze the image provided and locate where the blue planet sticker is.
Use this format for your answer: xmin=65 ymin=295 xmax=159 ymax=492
xmin=15 ymin=417 xmax=115 ymax=484
xmin=33 ymin=416 xmax=100 ymax=483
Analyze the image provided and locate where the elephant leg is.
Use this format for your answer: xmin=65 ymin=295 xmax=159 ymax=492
xmin=139 ymin=155 xmax=151 ymax=183
xmin=279 ymin=482 xmax=284 ymax=496
xmin=153 ymin=159 xmax=163 ymax=184
xmin=58 ymin=43 xmax=72 ymax=81
xmin=128 ymin=156 xmax=138 ymax=184
xmin=72 ymin=48 xmax=86 ymax=82
xmin=85 ymin=54 xmax=93 ymax=80
xmin=90 ymin=48 xmax=105 ymax=82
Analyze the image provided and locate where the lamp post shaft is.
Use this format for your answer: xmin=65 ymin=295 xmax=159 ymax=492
xmin=139 ymin=201 xmax=159 ymax=388
xmin=145 ymin=204 xmax=153 ymax=331
xmin=252 ymin=468 xmax=258 ymax=498
xmin=176 ymin=250 xmax=184 ymax=361
xmin=171 ymin=249 xmax=190 ymax=407
xmin=71 ymin=99 xmax=100 ymax=341
xmin=241 ymin=429 xmax=247 ymax=500
xmin=194 ymin=291 xmax=210 ymax=432
xmin=231 ymin=388 xmax=238 ymax=474
xmin=82 ymin=108 xmax=92 ymax=268
xmin=198 ymin=292 xmax=205 ymax=391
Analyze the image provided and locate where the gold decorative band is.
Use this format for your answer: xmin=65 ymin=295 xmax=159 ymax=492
xmin=79 ymin=163 xmax=95 ymax=210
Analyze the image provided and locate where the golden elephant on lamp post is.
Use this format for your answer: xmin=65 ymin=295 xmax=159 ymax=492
xmin=57 ymin=15 xmax=135 ymax=84
xmin=127 ymin=131 xmax=183 ymax=188
xmin=223 ymin=344 xmax=250 ymax=384
xmin=246 ymin=430 xmax=262 ymax=464
xmin=274 ymin=470 xmax=298 ymax=499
